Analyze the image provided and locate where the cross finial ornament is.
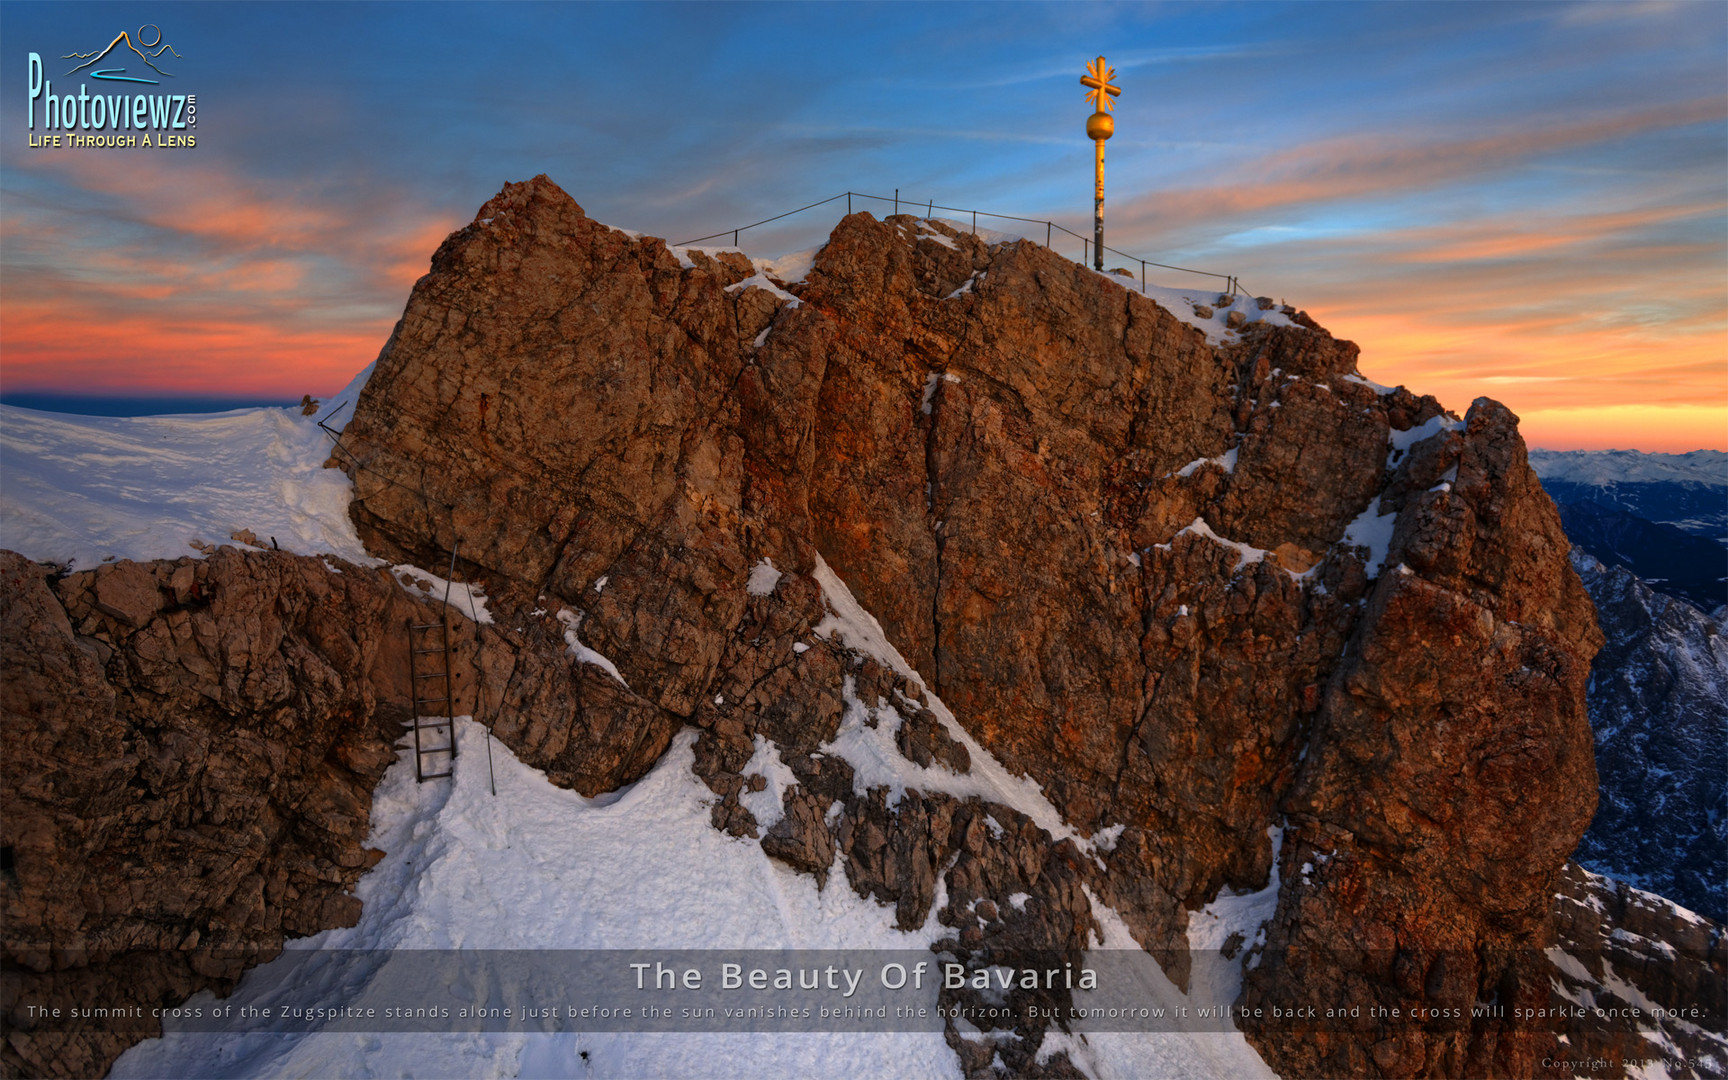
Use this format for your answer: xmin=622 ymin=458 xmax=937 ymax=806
xmin=1081 ymin=56 xmax=1119 ymax=113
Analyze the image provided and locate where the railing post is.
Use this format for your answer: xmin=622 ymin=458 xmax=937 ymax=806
xmin=734 ymin=229 xmax=739 ymax=247
xmin=894 ymin=188 xmax=899 ymax=215
xmin=848 ymin=192 xmax=852 ymax=214
xmin=1141 ymin=260 xmax=1145 ymax=289
xmin=972 ymin=210 xmax=977 ymax=235
xmin=1047 ymin=222 xmax=1052 ymax=248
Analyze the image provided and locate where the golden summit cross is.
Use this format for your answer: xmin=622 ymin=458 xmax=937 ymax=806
xmin=1081 ymin=56 xmax=1119 ymax=113
xmin=1080 ymin=56 xmax=1119 ymax=271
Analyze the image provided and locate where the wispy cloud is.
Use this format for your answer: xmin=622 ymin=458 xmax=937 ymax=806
xmin=1 ymin=155 xmax=457 ymax=395
xmin=1111 ymin=98 xmax=1726 ymax=239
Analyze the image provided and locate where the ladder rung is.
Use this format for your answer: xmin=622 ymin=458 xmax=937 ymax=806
xmin=413 ymin=647 xmax=445 ymax=655
xmin=416 ymin=720 xmax=452 ymax=730
xmin=420 ymin=745 xmax=455 ymax=756
xmin=414 ymin=696 xmax=449 ymax=705
xmin=410 ymin=622 xmax=444 ymax=630
xmin=418 ymin=770 xmax=453 ymax=780
xmin=415 ymin=671 xmax=449 ymax=679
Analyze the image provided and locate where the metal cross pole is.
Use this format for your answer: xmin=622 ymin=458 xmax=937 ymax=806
xmin=1080 ymin=55 xmax=1120 ymax=273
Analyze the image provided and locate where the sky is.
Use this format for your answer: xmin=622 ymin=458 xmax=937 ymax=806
xmin=0 ymin=0 xmax=1723 ymax=452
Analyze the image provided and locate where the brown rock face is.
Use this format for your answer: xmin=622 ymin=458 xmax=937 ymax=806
xmin=0 ymin=548 xmax=445 ymax=1078
xmin=1551 ymin=863 xmax=1726 ymax=1076
xmin=331 ymin=176 xmax=1604 ymax=1074
xmin=1241 ymin=400 xmax=1603 ymax=1078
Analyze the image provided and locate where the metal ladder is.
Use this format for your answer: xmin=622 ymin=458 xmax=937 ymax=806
xmin=406 ymin=617 xmax=458 ymax=781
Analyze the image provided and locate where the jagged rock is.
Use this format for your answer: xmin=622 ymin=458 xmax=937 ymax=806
xmin=0 ymin=548 xmax=445 ymax=1079
xmin=331 ymin=176 xmax=1601 ymax=1076
xmin=760 ymin=785 xmax=837 ymax=886
xmin=895 ymin=704 xmax=971 ymax=773
xmin=1568 ymin=552 xmax=1727 ymax=921
xmin=1550 ymin=863 xmax=1727 ymax=1075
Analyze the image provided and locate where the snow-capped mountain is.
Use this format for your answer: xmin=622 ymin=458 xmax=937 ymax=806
xmin=1555 ymin=499 xmax=1726 ymax=613
xmin=1569 ymin=550 xmax=1728 ymax=923
xmin=1531 ymin=447 xmax=1728 ymax=545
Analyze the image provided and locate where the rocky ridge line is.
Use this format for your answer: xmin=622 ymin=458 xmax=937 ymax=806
xmin=330 ymin=176 xmax=1604 ymax=1077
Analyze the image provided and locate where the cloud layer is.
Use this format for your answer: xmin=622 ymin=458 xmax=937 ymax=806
xmin=1 ymin=2 xmax=1721 ymax=450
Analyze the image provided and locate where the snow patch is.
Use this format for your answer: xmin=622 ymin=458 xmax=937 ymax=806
xmin=1090 ymin=823 xmax=1126 ymax=852
xmin=1173 ymin=517 xmax=1309 ymax=582
xmin=1186 ymin=827 xmax=1284 ymax=1005
xmin=391 ymin=564 xmax=495 ymax=625
xmin=738 ymin=734 xmax=800 ymax=831
xmin=555 ymin=609 xmax=629 ymax=688
xmin=1173 ymin=446 xmax=1239 ymax=479
xmin=1340 ymin=496 xmax=1396 ymax=579
xmin=747 ymin=558 xmax=784 ymax=596
xmin=915 ymin=221 xmax=959 ymax=250
xmin=1388 ymin=413 xmax=1464 ymax=464
xmin=945 ymin=273 xmax=981 ymax=299
xmin=1342 ymin=372 xmax=1396 ymax=395
xmin=755 ymin=246 xmax=822 ymax=285
xmin=809 ymin=556 xmax=1090 ymax=849
xmin=725 ymin=273 xmax=802 ymax=308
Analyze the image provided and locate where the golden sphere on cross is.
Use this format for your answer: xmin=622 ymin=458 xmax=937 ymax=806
xmin=1086 ymin=111 xmax=1114 ymax=141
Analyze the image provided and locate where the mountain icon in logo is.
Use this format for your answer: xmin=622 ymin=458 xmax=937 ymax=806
xmin=62 ymin=24 xmax=180 ymax=84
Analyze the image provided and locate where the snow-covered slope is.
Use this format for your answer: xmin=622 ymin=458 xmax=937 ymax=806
xmin=110 ymin=722 xmax=965 ymax=1080
xmin=106 ymin=718 xmax=1274 ymax=1079
xmin=0 ymin=366 xmax=375 ymax=569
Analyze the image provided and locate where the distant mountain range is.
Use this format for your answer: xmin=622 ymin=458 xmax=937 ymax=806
xmin=1568 ymin=550 xmax=1726 ymax=922
xmin=1531 ymin=447 xmax=1726 ymax=614
xmin=1555 ymin=500 xmax=1726 ymax=612
xmin=1531 ymin=448 xmax=1727 ymax=545
xmin=1530 ymin=448 xmax=1726 ymax=922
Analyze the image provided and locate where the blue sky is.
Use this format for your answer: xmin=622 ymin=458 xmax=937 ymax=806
xmin=2 ymin=1 xmax=1723 ymax=449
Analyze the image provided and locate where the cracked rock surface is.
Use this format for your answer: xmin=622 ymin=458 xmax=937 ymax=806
xmin=333 ymin=177 xmax=1605 ymax=1077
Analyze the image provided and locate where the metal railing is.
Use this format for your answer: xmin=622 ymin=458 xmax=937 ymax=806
xmin=675 ymin=189 xmax=1254 ymax=297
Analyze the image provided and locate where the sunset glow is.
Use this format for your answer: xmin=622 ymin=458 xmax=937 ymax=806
xmin=1 ymin=1 xmax=1722 ymax=451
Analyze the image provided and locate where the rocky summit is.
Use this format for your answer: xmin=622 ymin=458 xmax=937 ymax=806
xmin=331 ymin=176 xmax=1602 ymax=1076
xmin=9 ymin=174 xmax=1707 ymax=1080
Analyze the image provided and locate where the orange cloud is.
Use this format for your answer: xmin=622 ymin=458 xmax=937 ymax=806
xmin=1157 ymin=172 xmax=1728 ymax=451
xmin=1 ymin=154 xmax=458 ymax=397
